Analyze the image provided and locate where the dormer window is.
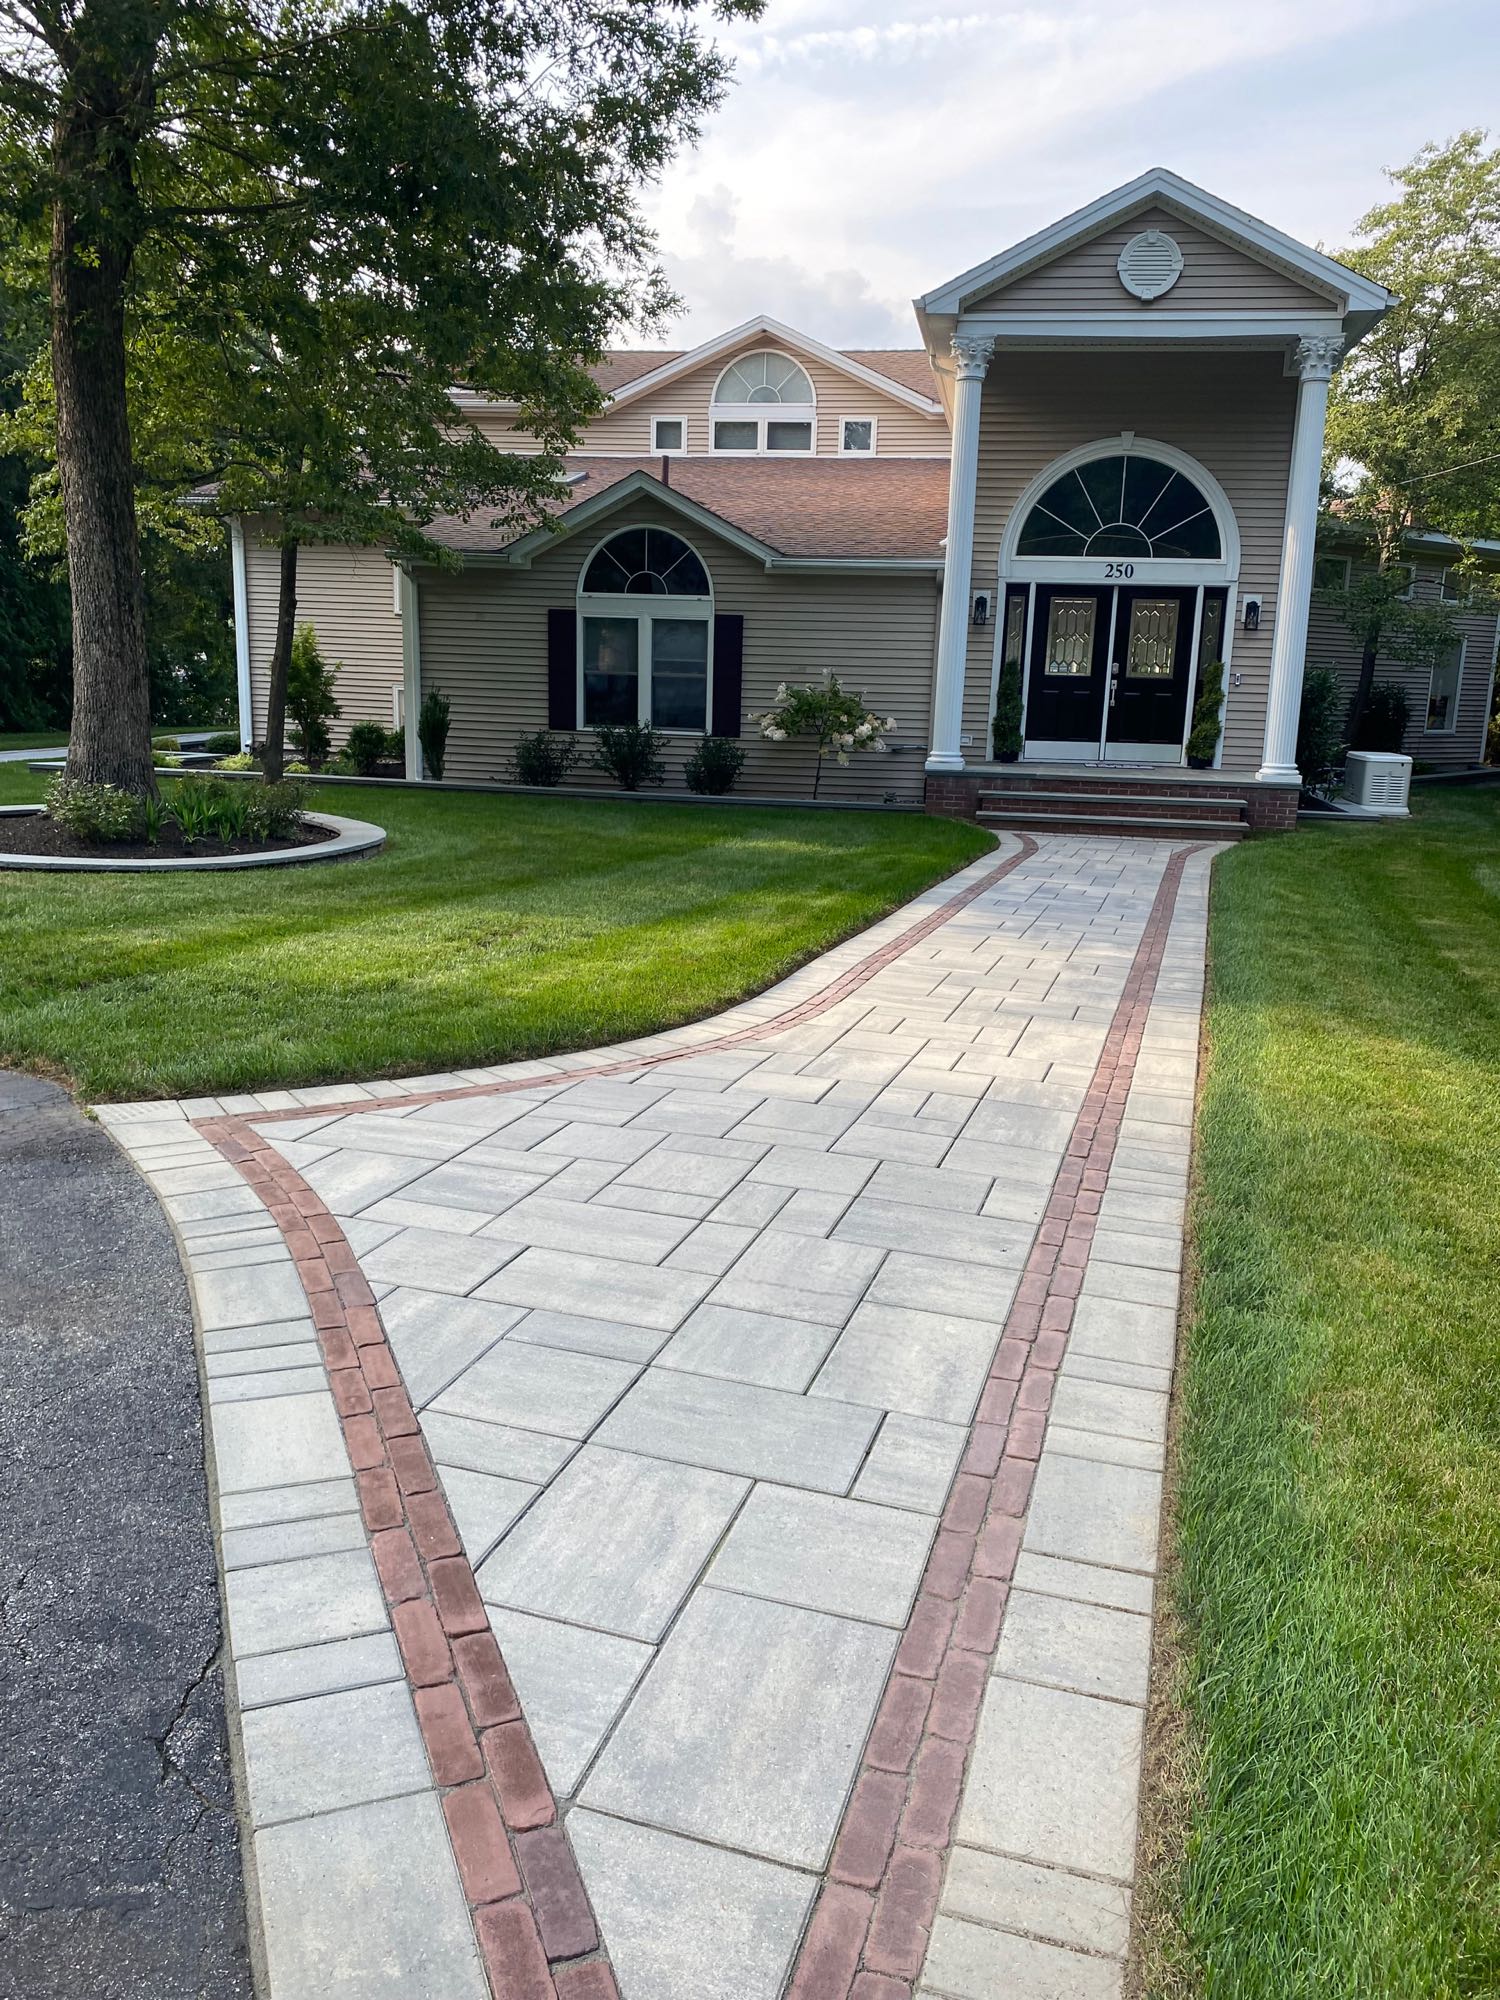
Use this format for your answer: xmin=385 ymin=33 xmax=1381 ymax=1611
xmin=711 ymin=351 xmax=815 ymax=453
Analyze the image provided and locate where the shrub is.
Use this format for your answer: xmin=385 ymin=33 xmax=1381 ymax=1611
xmin=201 ymin=731 xmax=241 ymax=754
xmin=510 ymin=729 xmax=580 ymax=787
xmin=684 ymin=736 xmax=746 ymax=795
xmin=285 ymin=761 xmax=311 ymax=775
xmin=216 ymin=751 xmax=258 ymax=771
xmin=286 ymin=624 xmax=342 ymax=767
xmin=244 ymin=780 xmax=310 ymax=840
xmin=1297 ymin=666 xmax=1345 ymax=795
xmin=45 ymin=777 xmax=143 ymax=843
xmin=418 ymin=687 xmax=451 ymax=780
xmin=591 ymin=721 xmax=666 ymax=790
xmin=1488 ymin=708 xmax=1500 ymax=766
xmin=992 ymin=659 xmax=1023 ymax=761
xmin=345 ymin=720 xmax=393 ymax=775
xmin=383 ymin=727 xmax=406 ymax=761
xmin=1350 ymin=680 xmax=1411 ymax=752
xmin=1186 ymin=661 xmax=1227 ymax=766
xmin=151 ymin=734 xmax=181 ymax=753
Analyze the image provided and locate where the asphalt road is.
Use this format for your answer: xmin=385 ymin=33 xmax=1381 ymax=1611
xmin=0 ymin=1073 xmax=252 ymax=1999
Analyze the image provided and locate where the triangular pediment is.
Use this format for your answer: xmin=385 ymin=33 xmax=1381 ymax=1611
xmin=919 ymin=168 xmax=1392 ymax=326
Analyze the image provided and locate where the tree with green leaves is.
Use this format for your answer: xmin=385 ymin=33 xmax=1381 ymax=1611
xmin=1325 ymin=130 xmax=1500 ymax=737
xmin=0 ymin=0 xmax=760 ymax=795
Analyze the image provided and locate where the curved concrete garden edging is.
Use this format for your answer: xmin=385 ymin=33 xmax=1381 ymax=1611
xmin=0 ymin=805 xmax=386 ymax=873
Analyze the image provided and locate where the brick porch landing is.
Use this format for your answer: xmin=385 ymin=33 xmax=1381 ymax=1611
xmin=927 ymin=763 xmax=1299 ymax=838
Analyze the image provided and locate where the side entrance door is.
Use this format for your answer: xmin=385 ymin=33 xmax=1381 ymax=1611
xmin=1104 ymin=588 xmax=1197 ymax=760
xmin=1022 ymin=586 xmax=1111 ymax=756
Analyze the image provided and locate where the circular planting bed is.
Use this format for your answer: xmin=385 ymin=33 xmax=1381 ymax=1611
xmin=0 ymin=806 xmax=386 ymax=872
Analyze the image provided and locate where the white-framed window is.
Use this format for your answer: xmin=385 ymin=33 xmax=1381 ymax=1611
xmin=652 ymin=415 xmax=687 ymax=454
xmin=577 ymin=526 xmax=713 ymax=732
xmin=1441 ymin=566 xmax=1469 ymax=602
xmin=1425 ymin=639 xmax=1464 ymax=733
xmin=1313 ymin=553 xmax=1350 ymax=592
xmin=711 ymin=350 xmax=815 ymax=454
xmin=1386 ymin=561 xmax=1415 ymax=600
xmin=839 ymin=415 xmax=876 ymax=455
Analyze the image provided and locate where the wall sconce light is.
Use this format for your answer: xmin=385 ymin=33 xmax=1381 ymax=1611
xmin=972 ymin=591 xmax=992 ymax=627
xmin=1242 ymin=595 xmax=1262 ymax=632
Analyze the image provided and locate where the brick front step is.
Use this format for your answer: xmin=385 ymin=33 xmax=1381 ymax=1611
xmin=977 ymin=789 xmax=1247 ymax=824
xmin=978 ymin=809 xmax=1248 ymax=841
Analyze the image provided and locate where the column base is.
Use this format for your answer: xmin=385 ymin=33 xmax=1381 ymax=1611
xmin=925 ymin=751 xmax=967 ymax=775
xmin=1255 ymin=762 xmax=1303 ymax=786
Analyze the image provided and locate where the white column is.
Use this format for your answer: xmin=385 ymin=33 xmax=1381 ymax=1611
xmin=229 ymin=518 xmax=252 ymax=749
xmin=399 ymin=565 xmax=423 ymax=781
xmin=927 ymin=335 xmax=995 ymax=773
xmin=1258 ymin=334 xmax=1342 ymax=783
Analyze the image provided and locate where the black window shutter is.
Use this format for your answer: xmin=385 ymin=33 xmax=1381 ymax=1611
xmin=711 ymin=614 xmax=744 ymax=738
xmin=546 ymin=609 xmax=576 ymax=730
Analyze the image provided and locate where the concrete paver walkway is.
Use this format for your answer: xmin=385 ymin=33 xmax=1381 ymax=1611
xmin=97 ymin=830 xmax=1215 ymax=2000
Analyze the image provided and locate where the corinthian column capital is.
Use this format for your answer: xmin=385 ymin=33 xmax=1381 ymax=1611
xmin=950 ymin=335 xmax=996 ymax=381
xmin=1292 ymin=334 xmax=1343 ymax=381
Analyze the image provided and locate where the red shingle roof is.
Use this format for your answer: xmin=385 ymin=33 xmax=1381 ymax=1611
xmin=425 ymin=456 xmax=950 ymax=563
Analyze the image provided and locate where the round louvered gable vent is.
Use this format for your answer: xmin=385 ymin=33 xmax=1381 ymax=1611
xmin=1117 ymin=229 xmax=1183 ymax=302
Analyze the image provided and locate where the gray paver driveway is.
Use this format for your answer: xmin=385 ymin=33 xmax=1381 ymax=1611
xmin=98 ymin=830 xmax=1215 ymax=2000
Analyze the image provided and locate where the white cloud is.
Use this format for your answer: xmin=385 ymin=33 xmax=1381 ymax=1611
xmin=635 ymin=0 xmax=1498 ymax=347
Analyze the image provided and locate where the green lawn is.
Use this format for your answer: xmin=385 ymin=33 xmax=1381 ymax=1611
xmin=0 ymin=731 xmax=69 ymax=752
xmin=1138 ymin=786 xmax=1500 ymax=1998
xmin=0 ymin=765 xmax=990 ymax=1100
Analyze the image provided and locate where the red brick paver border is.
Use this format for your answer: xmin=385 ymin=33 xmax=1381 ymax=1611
xmin=782 ymin=842 xmax=1203 ymax=2000
xmin=196 ymin=1115 xmax=616 ymax=2000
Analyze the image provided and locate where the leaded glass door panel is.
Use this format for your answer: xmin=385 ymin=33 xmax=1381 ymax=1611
xmin=1023 ymin=586 xmax=1111 ymax=750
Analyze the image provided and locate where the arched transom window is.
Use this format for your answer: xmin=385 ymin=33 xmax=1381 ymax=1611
xmin=578 ymin=527 xmax=712 ymax=731
xmin=581 ymin=526 xmax=710 ymax=597
xmin=711 ymin=350 xmax=815 ymax=454
xmin=1017 ymin=453 xmax=1222 ymax=561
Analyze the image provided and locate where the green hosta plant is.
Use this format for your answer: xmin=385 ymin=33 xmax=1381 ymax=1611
xmin=45 ymin=777 xmax=144 ymax=843
xmin=216 ymin=751 xmax=258 ymax=771
xmin=752 ymin=675 xmax=896 ymax=796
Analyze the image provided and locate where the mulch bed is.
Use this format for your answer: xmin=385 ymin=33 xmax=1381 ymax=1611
xmin=0 ymin=814 xmax=336 ymax=862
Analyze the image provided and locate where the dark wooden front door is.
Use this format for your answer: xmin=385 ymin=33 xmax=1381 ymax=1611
xmin=1023 ymin=586 xmax=1111 ymax=747
xmin=1105 ymin=588 xmax=1196 ymax=750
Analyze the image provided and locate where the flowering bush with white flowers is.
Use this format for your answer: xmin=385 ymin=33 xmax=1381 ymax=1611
xmin=751 ymin=675 xmax=897 ymax=796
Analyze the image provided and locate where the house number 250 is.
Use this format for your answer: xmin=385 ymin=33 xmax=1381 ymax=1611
xmin=1103 ymin=562 xmax=1136 ymax=579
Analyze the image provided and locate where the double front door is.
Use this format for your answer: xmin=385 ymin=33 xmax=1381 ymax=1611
xmin=1019 ymin=584 xmax=1224 ymax=763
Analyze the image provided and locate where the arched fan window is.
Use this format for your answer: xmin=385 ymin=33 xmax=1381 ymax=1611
xmin=580 ymin=527 xmax=710 ymax=597
xmin=714 ymin=352 xmax=814 ymax=405
xmin=711 ymin=351 xmax=815 ymax=453
xmin=1016 ymin=453 xmax=1222 ymax=561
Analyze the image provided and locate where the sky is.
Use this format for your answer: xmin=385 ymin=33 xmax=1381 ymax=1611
xmin=639 ymin=0 xmax=1500 ymax=348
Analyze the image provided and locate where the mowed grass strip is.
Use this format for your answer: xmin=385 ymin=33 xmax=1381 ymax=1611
xmin=0 ymin=767 xmax=991 ymax=1099
xmin=1136 ymin=787 xmax=1500 ymax=1999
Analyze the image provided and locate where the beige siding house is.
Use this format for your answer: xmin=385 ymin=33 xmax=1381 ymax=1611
xmin=232 ymin=170 xmax=1496 ymax=829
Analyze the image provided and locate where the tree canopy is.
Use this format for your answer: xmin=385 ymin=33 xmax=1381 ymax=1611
xmin=0 ymin=0 xmax=760 ymax=788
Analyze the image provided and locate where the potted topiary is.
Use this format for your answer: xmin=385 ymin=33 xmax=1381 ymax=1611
xmin=992 ymin=658 xmax=1023 ymax=762
xmin=1186 ymin=662 xmax=1226 ymax=768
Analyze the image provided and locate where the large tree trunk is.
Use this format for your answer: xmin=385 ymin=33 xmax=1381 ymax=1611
xmin=50 ymin=74 xmax=155 ymax=796
xmin=262 ymin=539 xmax=298 ymax=782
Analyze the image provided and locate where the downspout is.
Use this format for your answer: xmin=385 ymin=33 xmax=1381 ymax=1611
xmin=229 ymin=518 xmax=252 ymax=749
xmin=399 ymin=564 xmax=423 ymax=781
